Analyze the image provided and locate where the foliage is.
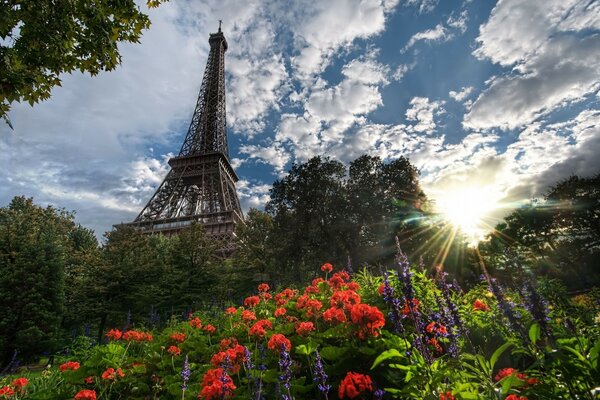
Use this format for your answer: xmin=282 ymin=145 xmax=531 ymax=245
xmin=3 ymin=253 xmax=598 ymax=399
xmin=0 ymin=197 xmax=75 ymax=364
xmin=479 ymin=173 xmax=600 ymax=289
xmin=261 ymin=155 xmax=470 ymax=285
xmin=0 ymin=0 xmax=169 ymax=123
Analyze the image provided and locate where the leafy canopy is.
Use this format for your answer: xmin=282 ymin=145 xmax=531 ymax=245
xmin=0 ymin=0 xmax=168 ymax=123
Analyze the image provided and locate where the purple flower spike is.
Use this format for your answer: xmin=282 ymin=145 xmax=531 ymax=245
xmin=181 ymin=354 xmax=190 ymax=392
xmin=313 ymin=349 xmax=331 ymax=399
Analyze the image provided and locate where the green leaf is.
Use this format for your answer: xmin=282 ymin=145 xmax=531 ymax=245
xmin=528 ymin=323 xmax=541 ymax=344
xmin=296 ymin=341 xmax=318 ymax=356
xmin=490 ymin=342 xmax=513 ymax=371
xmin=371 ymin=348 xmax=404 ymax=369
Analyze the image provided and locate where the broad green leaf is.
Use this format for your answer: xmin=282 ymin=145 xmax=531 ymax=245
xmin=371 ymin=348 xmax=404 ymax=369
xmin=295 ymin=341 xmax=318 ymax=356
xmin=490 ymin=342 xmax=513 ymax=371
xmin=528 ymin=322 xmax=541 ymax=344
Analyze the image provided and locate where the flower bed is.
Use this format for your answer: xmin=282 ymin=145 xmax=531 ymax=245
xmin=1 ymin=256 xmax=599 ymax=399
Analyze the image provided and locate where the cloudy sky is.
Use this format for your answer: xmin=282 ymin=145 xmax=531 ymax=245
xmin=1 ymin=0 xmax=599 ymax=240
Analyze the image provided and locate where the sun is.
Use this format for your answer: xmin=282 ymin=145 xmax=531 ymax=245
xmin=436 ymin=187 xmax=501 ymax=243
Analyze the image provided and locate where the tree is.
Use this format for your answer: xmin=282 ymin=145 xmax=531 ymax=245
xmin=266 ymin=156 xmax=351 ymax=282
xmin=479 ymin=173 xmax=600 ymax=290
xmin=168 ymin=222 xmax=220 ymax=308
xmin=230 ymin=209 xmax=277 ymax=293
xmin=1 ymin=0 xmax=167 ymax=123
xmin=264 ymin=155 xmax=444 ymax=284
xmin=0 ymin=196 xmax=75 ymax=364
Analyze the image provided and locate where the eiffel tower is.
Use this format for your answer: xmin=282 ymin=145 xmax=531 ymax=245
xmin=121 ymin=23 xmax=243 ymax=251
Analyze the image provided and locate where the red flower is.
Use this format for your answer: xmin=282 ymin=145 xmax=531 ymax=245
xmin=321 ymin=263 xmax=333 ymax=273
xmin=101 ymin=367 xmax=124 ymax=380
xmin=105 ymin=329 xmax=122 ymax=340
xmin=328 ymin=271 xmax=350 ymax=289
xmin=170 ymin=332 xmax=186 ymax=343
xmin=426 ymin=321 xmax=448 ymax=336
xmin=258 ymin=283 xmax=270 ymax=292
xmin=505 ymin=396 xmax=528 ymax=400
xmin=60 ymin=361 xmax=80 ymax=372
xmin=401 ymin=298 xmax=420 ymax=316
xmin=0 ymin=386 xmax=14 ymax=397
xmin=274 ymin=307 xmax=287 ymax=317
xmin=84 ymin=376 xmax=94 ymax=384
xmin=200 ymin=368 xmax=236 ymax=400
xmin=211 ymin=344 xmax=246 ymax=374
xmin=225 ymin=307 xmax=238 ymax=315
xmin=122 ymin=330 xmax=152 ymax=342
xmin=189 ymin=317 xmax=202 ymax=329
xmin=338 ymin=371 xmax=373 ymax=399
xmin=220 ymin=337 xmax=238 ymax=350
xmin=439 ymin=391 xmax=455 ymax=400
xmin=268 ymin=333 xmax=291 ymax=352
xmin=323 ymin=307 xmax=347 ymax=324
xmin=244 ymin=296 xmax=260 ymax=307
xmin=296 ymin=321 xmax=315 ymax=336
xmin=350 ymin=304 xmax=385 ymax=340
xmin=249 ymin=319 xmax=273 ymax=338
xmin=74 ymin=389 xmax=97 ymax=400
xmin=473 ymin=299 xmax=490 ymax=312
xmin=203 ymin=324 xmax=217 ymax=334
xmin=167 ymin=345 xmax=181 ymax=356
xmin=11 ymin=377 xmax=28 ymax=391
xmin=330 ymin=289 xmax=361 ymax=311
xmin=428 ymin=337 xmax=443 ymax=353
xmin=296 ymin=295 xmax=323 ymax=318
xmin=347 ymin=282 xmax=360 ymax=291
xmin=242 ymin=310 xmax=257 ymax=322
xmin=275 ymin=288 xmax=298 ymax=306
xmin=377 ymin=283 xmax=385 ymax=295
xmin=495 ymin=368 xmax=517 ymax=382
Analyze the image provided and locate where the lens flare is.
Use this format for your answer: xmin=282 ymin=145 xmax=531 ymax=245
xmin=436 ymin=187 xmax=501 ymax=243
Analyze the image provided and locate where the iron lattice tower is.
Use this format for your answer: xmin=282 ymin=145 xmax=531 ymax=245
xmin=122 ymin=25 xmax=243 ymax=251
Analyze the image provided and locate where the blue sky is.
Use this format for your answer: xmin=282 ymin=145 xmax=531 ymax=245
xmin=1 ymin=0 xmax=599 ymax=240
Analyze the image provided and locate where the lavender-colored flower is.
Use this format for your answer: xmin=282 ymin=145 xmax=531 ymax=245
xmin=521 ymin=281 xmax=553 ymax=340
xmin=257 ymin=344 xmax=267 ymax=371
xmin=437 ymin=273 xmax=464 ymax=335
xmin=488 ymin=277 xmax=525 ymax=338
xmin=394 ymin=241 xmax=431 ymax=363
xmin=220 ymin=355 xmax=232 ymax=398
xmin=181 ymin=354 xmax=190 ymax=392
xmin=278 ymin=345 xmax=293 ymax=400
xmin=436 ymin=274 xmax=464 ymax=357
xmin=374 ymin=388 xmax=385 ymax=399
xmin=313 ymin=349 xmax=330 ymax=398
xmin=382 ymin=272 xmax=405 ymax=334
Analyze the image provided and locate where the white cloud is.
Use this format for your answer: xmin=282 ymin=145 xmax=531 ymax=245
xmin=236 ymin=179 xmax=272 ymax=210
xmin=402 ymin=10 xmax=469 ymax=52
xmin=341 ymin=57 xmax=390 ymax=85
xmin=392 ymin=63 xmax=412 ymax=81
xmin=403 ymin=0 xmax=439 ymax=14
xmin=402 ymin=24 xmax=447 ymax=52
xmin=405 ymin=97 xmax=444 ymax=132
xmin=238 ymin=143 xmax=291 ymax=174
xmin=288 ymin=0 xmax=394 ymax=79
xmin=465 ymin=0 xmax=600 ymax=130
xmin=449 ymin=86 xmax=474 ymax=102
